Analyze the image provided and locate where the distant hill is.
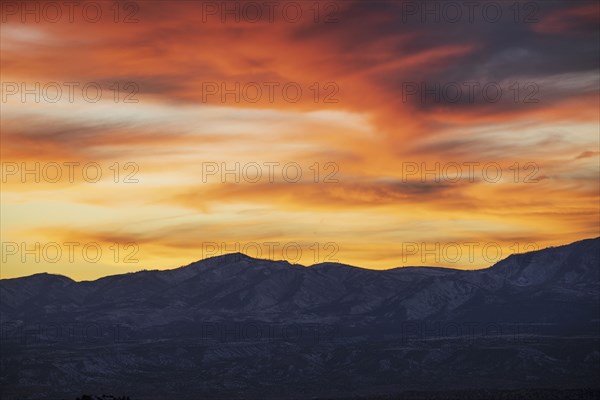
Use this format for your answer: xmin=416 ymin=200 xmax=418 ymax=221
xmin=1 ymin=237 xmax=598 ymax=399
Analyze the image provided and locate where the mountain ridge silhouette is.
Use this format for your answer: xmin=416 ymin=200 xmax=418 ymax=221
xmin=3 ymin=236 xmax=597 ymax=283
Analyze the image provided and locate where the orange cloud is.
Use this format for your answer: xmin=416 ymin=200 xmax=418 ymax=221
xmin=1 ymin=0 xmax=598 ymax=279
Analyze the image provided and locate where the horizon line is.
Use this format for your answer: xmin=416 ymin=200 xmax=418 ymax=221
xmin=2 ymin=236 xmax=597 ymax=283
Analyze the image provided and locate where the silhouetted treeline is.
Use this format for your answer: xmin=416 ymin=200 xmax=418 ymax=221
xmin=73 ymin=395 xmax=131 ymax=400
xmin=67 ymin=388 xmax=600 ymax=400
xmin=328 ymin=388 xmax=600 ymax=400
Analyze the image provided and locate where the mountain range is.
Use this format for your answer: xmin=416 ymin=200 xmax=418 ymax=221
xmin=1 ymin=237 xmax=599 ymax=399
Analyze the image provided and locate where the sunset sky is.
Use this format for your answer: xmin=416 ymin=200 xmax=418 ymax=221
xmin=1 ymin=0 xmax=599 ymax=280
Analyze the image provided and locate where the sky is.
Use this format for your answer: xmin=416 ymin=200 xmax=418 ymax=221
xmin=1 ymin=0 xmax=599 ymax=280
